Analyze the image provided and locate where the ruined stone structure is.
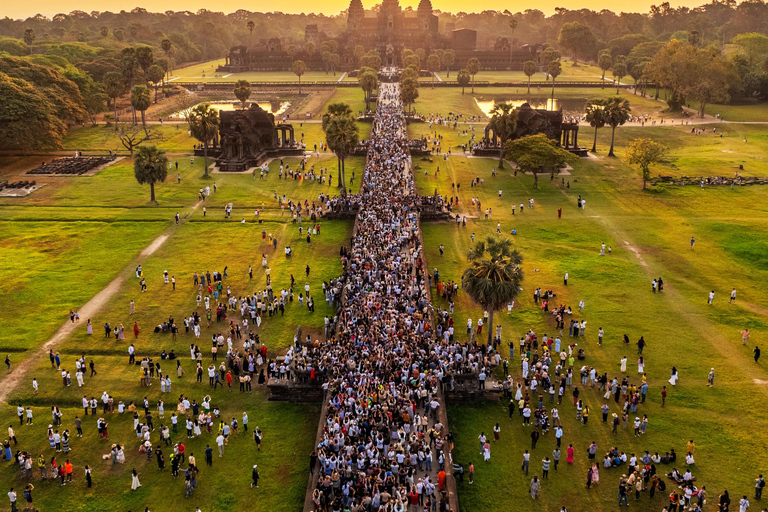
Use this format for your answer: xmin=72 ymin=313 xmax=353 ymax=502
xmin=219 ymin=0 xmax=538 ymax=73
xmin=480 ymin=103 xmax=586 ymax=156
xmin=215 ymin=104 xmax=303 ymax=171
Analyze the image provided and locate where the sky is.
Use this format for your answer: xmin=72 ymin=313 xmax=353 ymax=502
xmin=4 ymin=0 xmax=710 ymax=20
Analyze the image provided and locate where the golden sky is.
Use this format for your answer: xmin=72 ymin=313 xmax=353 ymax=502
xmin=6 ymin=0 xmax=708 ymax=19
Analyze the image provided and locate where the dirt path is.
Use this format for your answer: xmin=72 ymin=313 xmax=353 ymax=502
xmin=0 ymin=202 xmax=202 ymax=403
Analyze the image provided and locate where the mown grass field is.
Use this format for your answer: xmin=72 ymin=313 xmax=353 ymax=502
xmin=0 ymin=78 xmax=767 ymax=512
xmin=409 ymin=119 xmax=768 ymax=511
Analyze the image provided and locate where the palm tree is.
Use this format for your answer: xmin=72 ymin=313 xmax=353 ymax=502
xmin=322 ymin=103 xmax=354 ymax=187
xmin=427 ymin=54 xmax=441 ymax=88
xmin=246 ymin=21 xmax=255 ymax=47
xmin=147 ymin=64 xmax=165 ymax=103
xmin=234 ymin=80 xmax=251 ymax=108
xmin=134 ymin=145 xmax=168 ymax=203
xmin=523 ymin=60 xmax=537 ymax=94
xmin=292 ymin=60 xmax=307 ymax=94
xmin=160 ymin=38 xmax=174 ymax=77
xmin=548 ymin=60 xmax=562 ymax=99
xmin=508 ymin=17 xmax=518 ymax=68
xmin=604 ymin=96 xmax=631 ymax=157
xmin=442 ymin=49 xmax=455 ymax=78
xmin=130 ymin=85 xmax=151 ymax=135
xmin=462 ymin=237 xmax=524 ymax=345
xmin=358 ymin=70 xmax=378 ymax=112
xmin=467 ymin=57 xmax=480 ymax=94
xmin=488 ymin=103 xmax=518 ymax=169
xmin=584 ymin=99 xmax=607 ymax=153
xmin=324 ymin=115 xmax=359 ymax=195
xmin=188 ymin=103 xmax=220 ymax=177
xmin=457 ymin=69 xmax=471 ymax=95
xmin=103 ymin=71 xmax=125 ymax=129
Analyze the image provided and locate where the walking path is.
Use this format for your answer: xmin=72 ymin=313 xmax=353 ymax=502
xmin=0 ymin=203 xmax=202 ymax=402
xmin=302 ymin=77 xmax=459 ymax=511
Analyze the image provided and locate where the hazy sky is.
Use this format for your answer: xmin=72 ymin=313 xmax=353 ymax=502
xmin=6 ymin=0 xmax=707 ymax=20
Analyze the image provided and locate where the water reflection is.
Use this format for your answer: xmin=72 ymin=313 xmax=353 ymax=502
xmin=169 ymin=100 xmax=290 ymax=119
xmin=476 ymin=98 xmax=588 ymax=117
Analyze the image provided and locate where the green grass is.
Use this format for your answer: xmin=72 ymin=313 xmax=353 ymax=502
xmin=62 ymin=125 xmax=197 ymax=153
xmin=413 ymin=87 xmax=670 ymax=119
xmin=172 ymin=60 xmax=344 ymax=83
xmin=1 ymin=82 xmax=768 ymax=512
xmin=409 ymin=138 xmax=768 ymax=511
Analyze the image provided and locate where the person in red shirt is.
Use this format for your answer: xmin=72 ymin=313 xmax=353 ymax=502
xmin=226 ymin=371 xmax=233 ymax=391
xmin=437 ymin=469 xmax=446 ymax=490
xmin=410 ymin=489 xmax=419 ymax=507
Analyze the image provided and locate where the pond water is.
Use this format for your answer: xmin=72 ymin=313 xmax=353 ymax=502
xmin=475 ymin=97 xmax=589 ymax=117
xmin=169 ymin=100 xmax=291 ymax=119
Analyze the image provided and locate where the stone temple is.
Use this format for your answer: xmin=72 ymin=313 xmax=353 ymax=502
xmin=219 ymin=0 xmax=539 ymax=73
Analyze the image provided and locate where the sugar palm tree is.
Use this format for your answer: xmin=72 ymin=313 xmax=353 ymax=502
xmin=462 ymin=237 xmax=524 ymax=345
xmin=488 ymin=103 xmax=518 ymax=169
xmin=584 ymin=98 xmax=607 ymax=153
xmin=130 ymin=84 xmax=151 ymax=135
xmin=324 ymin=114 xmax=359 ymax=195
xmin=604 ymin=96 xmax=631 ymax=157
xmin=523 ymin=60 xmax=537 ymax=94
xmin=234 ymin=80 xmax=251 ymax=108
xmin=134 ymin=145 xmax=168 ymax=203
xmin=322 ymin=102 xmax=354 ymax=185
xmin=188 ymin=103 xmax=220 ymax=177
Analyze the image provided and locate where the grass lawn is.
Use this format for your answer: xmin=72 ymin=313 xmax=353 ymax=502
xmin=412 ymin=87 xmax=671 ymax=119
xmin=0 ymin=221 xmax=167 ymax=352
xmin=62 ymin=125 xmax=197 ymax=153
xmin=171 ymin=59 xmax=344 ymax=83
xmin=2 ymin=78 xmax=768 ymax=512
xmin=410 ymin=139 xmax=768 ymax=511
xmin=0 ymin=397 xmax=317 ymax=512
xmin=437 ymin=62 xmax=613 ymax=83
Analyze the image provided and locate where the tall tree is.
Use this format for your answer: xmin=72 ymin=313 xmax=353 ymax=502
xmin=488 ymin=103 xmax=518 ymax=169
xmin=523 ymin=60 xmax=537 ymax=94
xmin=548 ymin=60 xmax=562 ymax=99
xmin=246 ymin=21 xmax=255 ymax=47
xmin=147 ymin=64 xmax=165 ymax=103
xmin=23 ymin=29 xmax=35 ymax=46
xmin=188 ymin=103 xmax=219 ymax=178
xmin=324 ymin=114 xmax=359 ymax=195
xmin=557 ymin=22 xmax=597 ymax=65
xmin=321 ymin=102 xmax=353 ymax=187
xmin=103 ymin=71 xmax=125 ymax=129
xmin=457 ymin=68 xmax=471 ymax=95
xmin=612 ymin=57 xmax=627 ymax=94
xmin=584 ymin=98 xmax=607 ymax=153
xmin=508 ymin=17 xmax=519 ymax=69
xmin=539 ymin=47 xmax=561 ymax=80
xmin=627 ymin=138 xmax=668 ymax=189
xmin=234 ymin=79 xmax=251 ymax=108
xmin=427 ymin=53 xmax=441 ymax=88
xmin=503 ymin=133 xmax=575 ymax=189
xmin=462 ymin=237 xmax=524 ymax=345
xmin=598 ymin=50 xmax=613 ymax=88
xmin=604 ymin=96 xmax=631 ymax=157
xmin=442 ymin=49 xmax=455 ymax=78
xmin=353 ymin=45 xmax=365 ymax=67
xmin=130 ymin=84 xmax=151 ymax=135
xmin=467 ymin=57 xmax=480 ymax=94
xmin=160 ymin=38 xmax=174 ymax=77
xmin=399 ymin=77 xmax=419 ymax=113
xmin=133 ymin=145 xmax=167 ymax=203
xmin=358 ymin=69 xmax=378 ymax=112
xmin=135 ymin=46 xmax=154 ymax=79
xmin=292 ymin=60 xmax=306 ymax=94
